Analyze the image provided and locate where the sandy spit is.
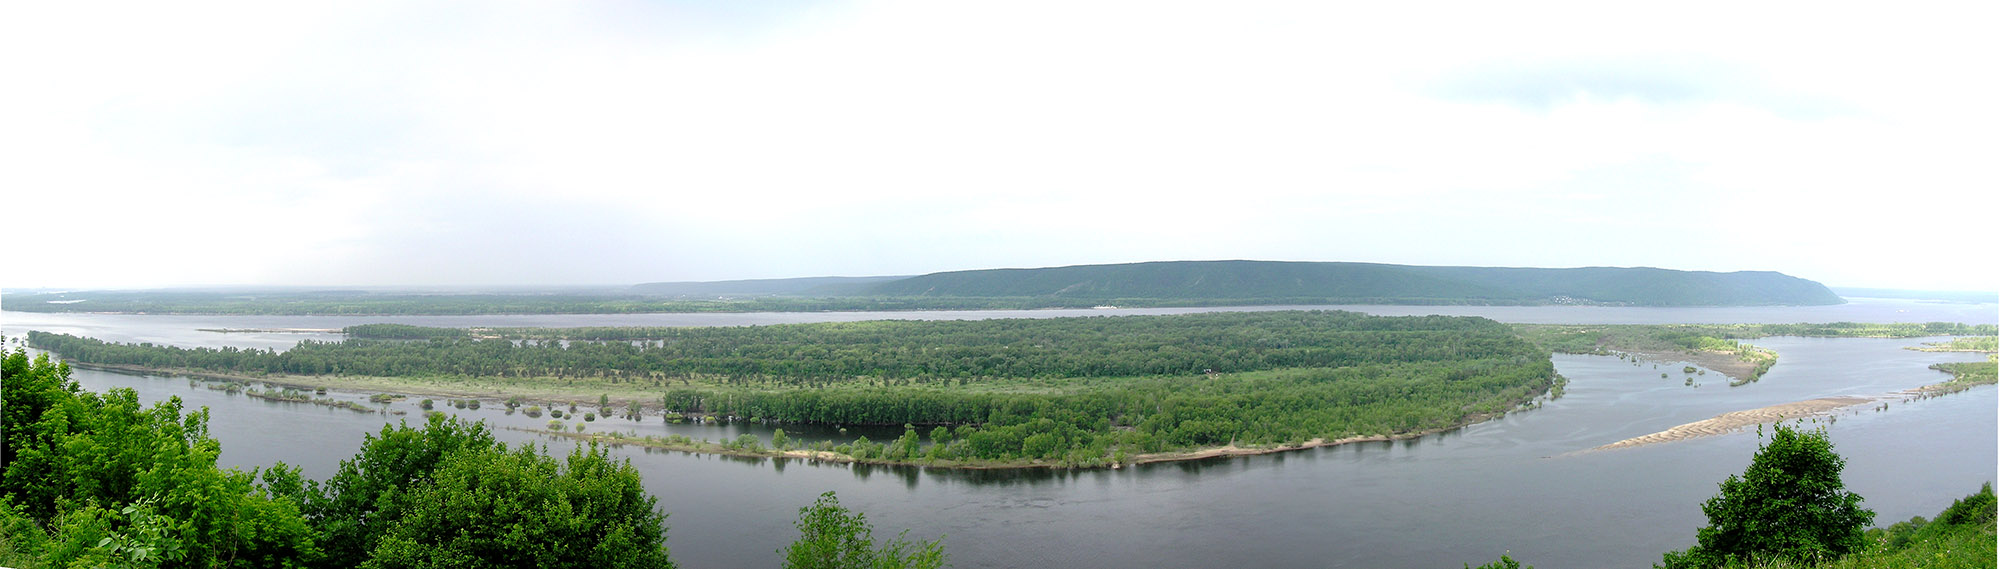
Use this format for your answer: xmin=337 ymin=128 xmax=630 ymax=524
xmin=1589 ymin=396 xmax=1874 ymax=451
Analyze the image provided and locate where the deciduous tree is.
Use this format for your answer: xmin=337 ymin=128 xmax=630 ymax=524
xmin=1658 ymin=423 xmax=1873 ymax=568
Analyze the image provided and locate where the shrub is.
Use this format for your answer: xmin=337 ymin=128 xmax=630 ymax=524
xmin=780 ymin=492 xmax=944 ymax=569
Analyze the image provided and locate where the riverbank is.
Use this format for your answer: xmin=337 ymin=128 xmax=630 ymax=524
xmin=512 ymin=419 xmax=1520 ymax=470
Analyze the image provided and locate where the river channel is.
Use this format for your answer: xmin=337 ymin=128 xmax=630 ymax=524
xmin=4 ymin=299 xmax=1996 ymax=568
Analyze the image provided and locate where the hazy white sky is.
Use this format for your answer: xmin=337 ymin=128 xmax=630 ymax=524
xmin=3 ymin=1 xmax=1994 ymax=291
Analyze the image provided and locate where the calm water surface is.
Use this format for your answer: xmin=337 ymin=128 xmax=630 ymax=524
xmin=9 ymin=302 xmax=1998 ymax=568
xmin=4 ymin=296 xmax=1992 ymax=352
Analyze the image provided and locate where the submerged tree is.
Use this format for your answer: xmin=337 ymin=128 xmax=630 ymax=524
xmin=1658 ymin=423 xmax=1873 ymax=568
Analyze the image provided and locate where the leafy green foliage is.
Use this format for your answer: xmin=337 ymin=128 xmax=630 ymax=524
xmin=1928 ymin=357 xmax=1997 ymax=390
xmin=0 ymin=349 xmax=674 ymax=568
xmin=359 ymin=443 xmax=673 ymax=569
xmin=0 ymin=499 xmax=47 ymax=567
xmin=1734 ymin=484 xmax=1995 ymax=569
xmin=43 ymin=311 xmax=1537 ymax=380
xmin=780 ymin=492 xmax=944 ymax=569
xmin=297 ymin=413 xmax=500 ymax=567
xmin=0 ymin=349 xmax=319 ymax=568
xmin=1658 ymin=424 xmax=1874 ymax=569
xmin=1465 ymin=554 xmax=1533 ymax=569
xmin=1936 ymin=483 xmax=1995 ymax=527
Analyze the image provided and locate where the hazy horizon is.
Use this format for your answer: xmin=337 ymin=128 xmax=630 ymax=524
xmin=4 ymin=2 xmax=1994 ymax=292
xmin=5 ymin=259 xmax=1998 ymax=298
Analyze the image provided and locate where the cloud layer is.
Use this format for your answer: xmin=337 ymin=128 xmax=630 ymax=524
xmin=3 ymin=1 xmax=1993 ymax=291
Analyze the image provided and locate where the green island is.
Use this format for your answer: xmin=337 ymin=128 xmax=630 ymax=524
xmin=2 ymin=260 xmax=1846 ymax=315
xmin=27 ymin=311 xmax=1559 ymax=468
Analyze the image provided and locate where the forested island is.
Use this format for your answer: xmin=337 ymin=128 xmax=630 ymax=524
xmin=25 ymin=311 xmax=1559 ymax=467
xmin=2 ymin=260 xmax=1847 ymax=315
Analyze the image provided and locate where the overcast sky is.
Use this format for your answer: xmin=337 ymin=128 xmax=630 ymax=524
xmin=3 ymin=1 xmax=1994 ymax=292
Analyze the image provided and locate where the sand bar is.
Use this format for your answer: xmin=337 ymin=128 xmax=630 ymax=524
xmin=1590 ymin=396 xmax=1873 ymax=451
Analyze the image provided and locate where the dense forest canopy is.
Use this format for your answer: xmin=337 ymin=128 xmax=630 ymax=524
xmin=0 ymin=350 xmax=676 ymax=568
xmin=863 ymin=261 xmax=1846 ymax=306
xmin=27 ymin=311 xmax=1559 ymax=466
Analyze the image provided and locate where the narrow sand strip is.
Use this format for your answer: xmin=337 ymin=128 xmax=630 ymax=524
xmin=1590 ymin=396 xmax=1874 ymax=451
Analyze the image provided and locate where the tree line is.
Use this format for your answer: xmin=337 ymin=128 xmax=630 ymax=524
xmin=37 ymin=311 xmax=1534 ymax=382
xmin=28 ymin=311 xmax=1556 ymax=466
xmin=0 ymin=350 xmax=942 ymax=568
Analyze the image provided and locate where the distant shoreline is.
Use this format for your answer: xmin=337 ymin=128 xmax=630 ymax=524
xmin=196 ymin=328 xmax=343 ymax=334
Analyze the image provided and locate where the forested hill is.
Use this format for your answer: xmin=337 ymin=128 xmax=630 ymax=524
xmin=862 ymin=261 xmax=1844 ymax=306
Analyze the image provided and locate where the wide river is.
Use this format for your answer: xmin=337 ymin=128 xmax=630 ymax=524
xmin=4 ymin=299 xmax=1996 ymax=568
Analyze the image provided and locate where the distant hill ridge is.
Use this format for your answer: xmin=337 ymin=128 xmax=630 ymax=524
xmin=860 ymin=260 xmax=1845 ymax=306
xmin=629 ymin=276 xmax=906 ymax=297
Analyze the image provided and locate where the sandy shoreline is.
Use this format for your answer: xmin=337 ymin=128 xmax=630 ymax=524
xmin=1589 ymin=396 xmax=1875 ymax=451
